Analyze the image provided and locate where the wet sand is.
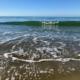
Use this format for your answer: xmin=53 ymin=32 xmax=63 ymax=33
xmin=0 ymin=58 xmax=80 ymax=80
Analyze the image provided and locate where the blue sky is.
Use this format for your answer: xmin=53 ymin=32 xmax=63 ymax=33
xmin=0 ymin=0 xmax=80 ymax=16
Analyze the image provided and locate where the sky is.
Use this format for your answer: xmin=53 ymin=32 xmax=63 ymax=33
xmin=0 ymin=0 xmax=80 ymax=16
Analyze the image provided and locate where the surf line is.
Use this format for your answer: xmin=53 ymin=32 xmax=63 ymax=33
xmin=3 ymin=52 xmax=80 ymax=63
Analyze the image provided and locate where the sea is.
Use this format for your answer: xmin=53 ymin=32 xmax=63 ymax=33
xmin=0 ymin=16 xmax=80 ymax=80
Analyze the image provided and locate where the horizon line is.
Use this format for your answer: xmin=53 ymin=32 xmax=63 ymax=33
xmin=0 ymin=16 xmax=80 ymax=17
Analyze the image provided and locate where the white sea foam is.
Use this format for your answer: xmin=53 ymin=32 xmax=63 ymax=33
xmin=3 ymin=53 xmax=10 ymax=58
xmin=4 ymin=52 xmax=80 ymax=63
xmin=53 ymin=47 xmax=60 ymax=53
xmin=2 ymin=32 xmax=12 ymax=35
xmin=32 ymin=37 xmax=38 ymax=43
xmin=39 ymin=70 xmax=48 ymax=73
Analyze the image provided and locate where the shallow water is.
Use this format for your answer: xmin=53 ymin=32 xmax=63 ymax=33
xmin=0 ymin=24 xmax=80 ymax=80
